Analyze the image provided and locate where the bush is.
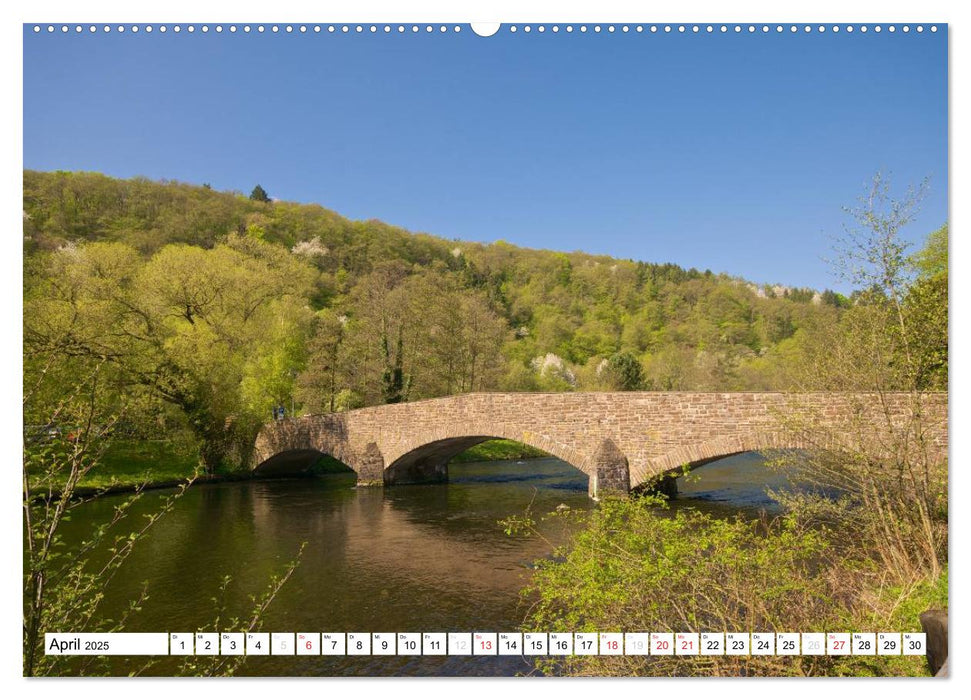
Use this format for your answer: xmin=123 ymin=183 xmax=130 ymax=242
xmin=510 ymin=496 xmax=936 ymax=677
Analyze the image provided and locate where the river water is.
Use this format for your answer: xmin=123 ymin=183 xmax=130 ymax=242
xmin=50 ymin=452 xmax=792 ymax=676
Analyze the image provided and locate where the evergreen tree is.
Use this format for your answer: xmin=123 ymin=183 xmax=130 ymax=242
xmin=606 ymin=351 xmax=644 ymax=391
xmin=250 ymin=184 xmax=270 ymax=202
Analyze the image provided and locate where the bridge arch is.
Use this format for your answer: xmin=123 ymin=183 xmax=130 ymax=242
xmin=383 ymin=433 xmax=600 ymax=493
xmin=253 ymin=448 xmax=357 ymax=478
xmin=377 ymin=414 xmax=636 ymax=499
xmin=254 ymin=448 xmax=329 ymax=477
xmin=633 ymin=431 xmax=825 ymax=495
xmin=383 ymin=422 xmax=586 ymax=477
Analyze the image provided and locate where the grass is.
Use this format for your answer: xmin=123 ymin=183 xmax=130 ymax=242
xmin=77 ymin=439 xmax=206 ymax=490
xmin=309 ymin=454 xmax=356 ymax=474
xmin=450 ymin=439 xmax=550 ymax=463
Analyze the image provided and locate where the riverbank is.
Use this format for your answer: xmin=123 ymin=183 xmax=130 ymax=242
xmin=516 ymin=494 xmax=948 ymax=677
xmin=451 ymin=439 xmax=549 ymax=463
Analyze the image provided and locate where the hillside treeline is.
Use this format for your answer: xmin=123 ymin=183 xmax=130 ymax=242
xmin=23 ymin=171 xmax=945 ymax=472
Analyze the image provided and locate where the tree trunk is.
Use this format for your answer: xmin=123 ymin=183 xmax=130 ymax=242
xmin=193 ymin=415 xmax=233 ymax=476
xmin=199 ymin=439 xmax=226 ymax=476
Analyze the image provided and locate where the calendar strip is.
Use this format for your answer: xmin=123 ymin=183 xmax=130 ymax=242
xmin=45 ymin=632 xmax=927 ymax=657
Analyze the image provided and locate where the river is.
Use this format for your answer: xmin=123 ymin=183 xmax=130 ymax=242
xmin=49 ymin=452 xmax=793 ymax=676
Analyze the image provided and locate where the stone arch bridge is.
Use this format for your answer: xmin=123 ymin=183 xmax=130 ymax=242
xmin=251 ymin=392 xmax=948 ymax=500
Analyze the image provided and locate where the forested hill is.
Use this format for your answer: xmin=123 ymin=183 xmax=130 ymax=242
xmin=23 ymin=169 xmax=827 ymax=299
xmin=23 ymin=169 xmax=851 ymax=399
xmin=25 ymin=170 xmax=946 ymax=470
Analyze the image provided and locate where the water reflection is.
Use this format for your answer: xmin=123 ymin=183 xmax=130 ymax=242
xmin=677 ymin=451 xmax=793 ymax=512
xmin=48 ymin=452 xmax=788 ymax=676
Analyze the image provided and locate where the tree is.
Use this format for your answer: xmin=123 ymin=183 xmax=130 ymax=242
xmin=456 ymin=291 xmax=509 ymax=392
xmin=775 ymin=175 xmax=947 ymax=579
xmin=903 ymin=226 xmax=947 ymax=390
xmin=295 ymin=310 xmax=350 ymax=413
xmin=604 ymin=351 xmax=644 ymax=391
xmin=249 ymin=184 xmax=270 ymax=202
xmin=380 ymin=327 xmax=409 ymax=404
xmin=23 ymin=346 xmax=305 ymax=676
xmin=831 ymin=172 xmax=929 ymax=379
xmin=401 ymin=271 xmax=508 ymax=396
xmin=24 ymin=235 xmax=318 ymax=474
xmin=25 ymin=170 xmax=877 ymax=401
xmin=22 ymin=343 xmax=190 ymax=675
xmin=321 ymin=264 xmax=508 ymax=404
xmin=912 ymin=223 xmax=947 ymax=279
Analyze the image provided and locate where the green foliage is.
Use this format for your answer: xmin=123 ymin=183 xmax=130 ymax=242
xmin=310 ymin=454 xmax=356 ymax=474
xmin=249 ymin=184 xmax=270 ymax=203
xmin=24 ymin=232 xmax=318 ymax=474
xmin=380 ymin=328 xmax=409 ymax=404
xmin=748 ymin=178 xmax=947 ymax=394
xmin=515 ymin=497 xmax=939 ymax=677
xmin=507 ymin=175 xmax=948 ymax=678
xmin=912 ymin=224 xmax=947 ymax=279
xmin=75 ymin=439 xmax=203 ymax=490
xmin=604 ymin=351 xmax=645 ymax=391
xmin=450 ymin=439 xmax=550 ymax=463
xmin=22 ymin=171 xmax=948 ymax=679
xmin=903 ymin=271 xmax=947 ymax=390
xmin=820 ymin=289 xmax=851 ymax=308
xmin=294 ymin=310 xmax=350 ymax=413
xmin=904 ymin=224 xmax=948 ymax=390
xmin=22 ymin=348 xmax=187 ymax=676
xmin=765 ymin=177 xmax=948 ymax=580
xmin=23 ymin=346 xmax=304 ymax=676
xmin=24 ymin=170 xmax=867 ymax=407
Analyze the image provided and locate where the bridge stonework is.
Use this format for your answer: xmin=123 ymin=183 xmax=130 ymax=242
xmin=250 ymin=392 xmax=948 ymax=500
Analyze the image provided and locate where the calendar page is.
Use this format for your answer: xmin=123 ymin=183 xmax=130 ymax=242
xmin=19 ymin=0 xmax=950 ymax=686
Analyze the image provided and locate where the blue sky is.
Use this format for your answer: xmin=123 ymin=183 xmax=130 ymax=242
xmin=23 ymin=24 xmax=947 ymax=291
